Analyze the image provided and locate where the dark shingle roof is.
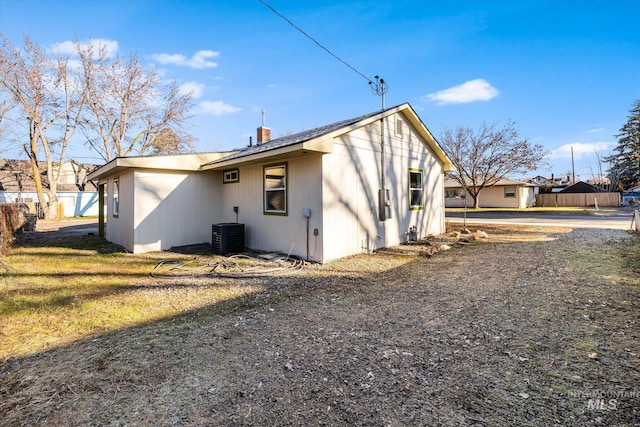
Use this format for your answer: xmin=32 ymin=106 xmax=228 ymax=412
xmin=559 ymin=181 xmax=601 ymax=193
xmin=204 ymin=105 xmax=401 ymax=166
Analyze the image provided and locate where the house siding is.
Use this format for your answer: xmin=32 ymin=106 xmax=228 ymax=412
xmin=90 ymin=103 xmax=452 ymax=262
xmin=0 ymin=191 xmax=99 ymax=217
xmin=106 ymin=171 xmax=135 ymax=252
xmin=221 ymin=155 xmax=324 ymax=262
xmin=322 ymin=114 xmax=445 ymax=263
xmin=132 ymin=170 xmax=220 ymax=253
xmin=445 ymin=185 xmax=535 ymax=208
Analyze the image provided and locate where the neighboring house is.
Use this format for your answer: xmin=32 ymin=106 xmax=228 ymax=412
xmin=528 ymin=174 xmax=572 ymax=192
xmin=444 ymin=177 xmax=537 ymax=208
xmin=559 ymin=181 xmax=602 ymax=193
xmin=88 ymin=103 xmax=454 ymax=263
xmin=0 ymin=159 xmax=99 ymax=217
xmin=536 ymin=180 xmax=621 ymax=207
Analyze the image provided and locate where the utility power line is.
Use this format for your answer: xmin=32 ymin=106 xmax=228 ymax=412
xmin=257 ymin=0 xmax=372 ymax=83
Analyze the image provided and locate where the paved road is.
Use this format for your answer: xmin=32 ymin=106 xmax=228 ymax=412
xmin=35 ymin=219 xmax=99 ymax=234
xmin=446 ymin=211 xmax=635 ymax=230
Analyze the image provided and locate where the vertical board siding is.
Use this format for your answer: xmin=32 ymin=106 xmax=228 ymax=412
xmin=322 ymin=113 xmax=445 ymax=263
xmin=222 ymin=155 xmax=324 ymax=262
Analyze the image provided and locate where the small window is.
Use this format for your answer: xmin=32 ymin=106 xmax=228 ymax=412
xmin=504 ymin=186 xmax=516 ymax=198
xmin=395 ymin=117 xmax=404 ymax=138
xmin=264 ymin=163 xmax=287 ymax=215
xmin=409 ymin=169 xmax=423 ymax=209
xmin=113 ymin=178 xmax=119 ymax=217
xmin=445 ymin=189 xmax=466 ymax=199
xmin=223 ymin=169 xmax=239 ymax=183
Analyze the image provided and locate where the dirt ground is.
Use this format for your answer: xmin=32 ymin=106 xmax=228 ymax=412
xmin=1 ymin=224 xmax=639 ymax=426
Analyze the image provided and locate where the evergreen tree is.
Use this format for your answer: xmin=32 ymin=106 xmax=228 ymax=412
xmin=607 ymin=100 xmax=640 ymax=189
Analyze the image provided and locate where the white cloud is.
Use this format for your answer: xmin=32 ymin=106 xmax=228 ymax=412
xmin=179 ymin=81 xmax=205 ymax=99
xmin=267 ymin=83 xmax=278 ymax=89
xmin=424 ymin=78 xmax=499 ymax=105
xmin=198 ymin=100 xmax=241 ymax=115
xmin=50 ymin=38 xmax=119 ymax=58
xmin=550 ymin=142 xmax=612 ymax=159
xmin=152 ymin=50 xmax=219 ymax=69
xmin=586 ymin=128 xmax=604 ymax=134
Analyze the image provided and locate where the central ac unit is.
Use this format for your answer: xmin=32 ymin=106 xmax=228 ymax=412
xmin=212 ymin=223 xmax=245 ymax=255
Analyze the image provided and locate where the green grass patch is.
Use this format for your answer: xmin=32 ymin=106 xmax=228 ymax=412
xmin=0 ymin=239 xmax=261 ymax=361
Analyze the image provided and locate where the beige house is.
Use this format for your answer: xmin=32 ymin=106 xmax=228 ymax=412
xmin=445 ymin=177 xmax=537 ymax=208
xmin=88 ymin=103 xmax=454 ymax=263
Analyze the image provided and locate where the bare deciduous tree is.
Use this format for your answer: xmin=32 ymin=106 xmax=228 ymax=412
xmin=0 ymin=34 xmax=51 ymax=216
xmin=76 ymin=42 xmax=193 ymax=161
xmin=0 ymin=34 xmax=84 ymax=218
xmin=588 ymin=147 xmax=623 ymax=192
xmin=0 ymin=33 xmax=193 ymax=218
xmin=439 ymin=121 xmax=547 ymax=209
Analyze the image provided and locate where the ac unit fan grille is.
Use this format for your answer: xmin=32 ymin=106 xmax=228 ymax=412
xmin=211 ymin=223 xmax=245 ymax=255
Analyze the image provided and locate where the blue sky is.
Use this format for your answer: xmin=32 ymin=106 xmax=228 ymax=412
xmin=1 ymin=0 xmax=639 ymax=180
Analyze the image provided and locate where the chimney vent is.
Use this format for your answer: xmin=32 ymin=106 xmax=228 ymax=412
xmin=257 ymin=110 xmax=270 ymax=144
xmin=257 ymin=126 xmax=271 ymax=144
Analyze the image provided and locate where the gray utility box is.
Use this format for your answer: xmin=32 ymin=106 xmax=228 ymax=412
xmin=211 ymin=223 xmax=245 ymax=255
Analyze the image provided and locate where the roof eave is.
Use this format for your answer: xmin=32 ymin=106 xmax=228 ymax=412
xmin=202 ymin=138 xmax=334 ymax=170
xmin=88 ymin=152 xmax=238 ymax=181
xmin=396 ymin=104 xmax=455 ymax=172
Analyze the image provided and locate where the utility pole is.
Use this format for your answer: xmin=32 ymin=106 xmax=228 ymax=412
xmin=571 ymin=146 xmax=576 ymax=184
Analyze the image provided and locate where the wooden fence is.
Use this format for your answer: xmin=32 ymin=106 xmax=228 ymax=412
xmin=536 ymin=192 xmax=621 ymax=207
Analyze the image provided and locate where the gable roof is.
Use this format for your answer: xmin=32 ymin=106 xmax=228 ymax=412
xmin=88 ymin=102 xmax=454 ymax=182
xmin=559 ymin=181 xmax=602 ymax=193
xmin=202 ymin=103 xmax=454 ymax=172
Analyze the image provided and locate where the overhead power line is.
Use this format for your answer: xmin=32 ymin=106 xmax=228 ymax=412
xmin=257 ymin=0 xmax=372 ymax=83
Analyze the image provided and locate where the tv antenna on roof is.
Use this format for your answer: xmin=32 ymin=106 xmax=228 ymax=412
xmin=369 ymin=76 xmax=387 ymax=110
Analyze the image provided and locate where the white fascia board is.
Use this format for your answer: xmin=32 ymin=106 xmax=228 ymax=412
xmin=88 ymin=152 xmax=236 ymax=181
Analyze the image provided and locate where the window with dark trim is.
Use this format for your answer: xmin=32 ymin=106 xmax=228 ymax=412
xmin=409 ymin=169 xmax=423 ymax=209
xmin=264 ymin=163 xmax=287 ymax=215
xmin=504 ymin=186 xmax=516 ymax=198
xmin=223 ymin=169 xmax=239 ymax=183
